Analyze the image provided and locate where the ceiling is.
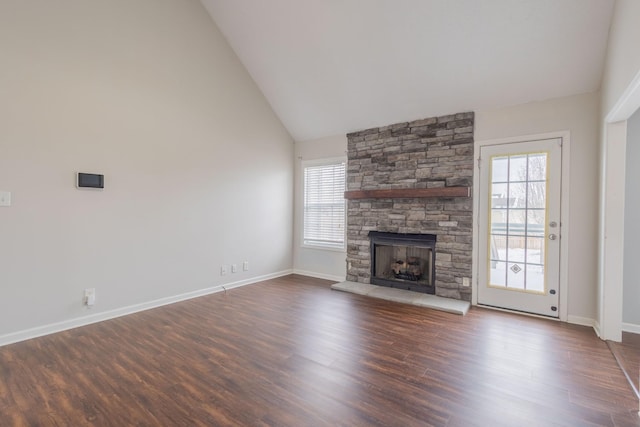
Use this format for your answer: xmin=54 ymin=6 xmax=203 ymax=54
xmin=201 ymin=0 xmax=614 ymax=142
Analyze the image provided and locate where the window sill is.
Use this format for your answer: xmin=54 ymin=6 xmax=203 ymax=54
xmin=301 ymin=243 xmax=346 ymax=253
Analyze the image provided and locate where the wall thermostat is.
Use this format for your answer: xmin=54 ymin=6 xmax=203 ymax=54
xmin=77 ymin=173 xmax=104 ymax=189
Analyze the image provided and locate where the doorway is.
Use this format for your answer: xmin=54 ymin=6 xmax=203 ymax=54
xmin=477 ymin=137 xmax=563 ymax=317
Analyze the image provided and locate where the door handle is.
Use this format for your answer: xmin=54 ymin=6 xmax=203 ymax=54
xmin=548 ymin=234 xmax=557 ymax=241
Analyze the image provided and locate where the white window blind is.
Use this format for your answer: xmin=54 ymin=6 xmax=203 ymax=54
xmin=303 ymin=161 xmax=346 ymax=249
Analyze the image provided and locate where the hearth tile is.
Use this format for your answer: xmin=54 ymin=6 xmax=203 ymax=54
xmin=331 ymin=281 xmax=470 ymax=315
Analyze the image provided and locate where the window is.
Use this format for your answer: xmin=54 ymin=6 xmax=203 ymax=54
xmin=303 ymin=159 xmax=346 ymax=250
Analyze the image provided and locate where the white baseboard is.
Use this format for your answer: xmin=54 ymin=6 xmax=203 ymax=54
xmin=622 ymin=322 xmax=640 ymax=334
xmin=292 ymin=269 xmax=345 ymax=283
xmin=0 ymin=270 xmax=293 ymax=348
xmin=593 ymin=320 xmax=602 ymax=338
xmin=567 ymin=315 xmax=596 ymax=328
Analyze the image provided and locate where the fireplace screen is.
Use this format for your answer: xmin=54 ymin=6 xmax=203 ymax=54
xmin=369 ymin=232 xmax=436 ymax=294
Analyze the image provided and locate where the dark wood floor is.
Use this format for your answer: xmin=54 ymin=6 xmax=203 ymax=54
xmin=610 ymin=332 xmax=640 ymax=400
xmin=1 ymin=275 xmax=638 ymax=426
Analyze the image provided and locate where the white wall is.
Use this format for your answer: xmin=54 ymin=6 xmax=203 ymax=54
xmin=623 ymin=109 xmax=640 ymax=329
xmin=0 ymin=0 xmax=294 ymax=343
xmin=600 ymin=0 xmax=640 ymax=118
xmin=475 ymin=92 xmax=601 ymax=323
xmin=293 ymin=135 xmax=347 ymax=281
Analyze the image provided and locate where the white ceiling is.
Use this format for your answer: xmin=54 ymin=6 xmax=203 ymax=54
xmin=201 ymin=0 xmax=614 ymax=142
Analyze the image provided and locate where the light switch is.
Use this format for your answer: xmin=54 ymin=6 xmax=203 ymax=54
xmin=0 ymin=191 xmax=11 ymax=207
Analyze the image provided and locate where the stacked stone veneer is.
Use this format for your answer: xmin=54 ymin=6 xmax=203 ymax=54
xmin=346 ymin=112 xmax=474 ymax=301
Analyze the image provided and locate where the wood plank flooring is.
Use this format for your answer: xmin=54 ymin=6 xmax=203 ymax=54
xmin=609 ymin=332 xmax=640 ymax=400
xmin=0 ymin=275 xmax=638 ymax=426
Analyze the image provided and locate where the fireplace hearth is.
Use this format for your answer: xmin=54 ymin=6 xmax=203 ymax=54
xmin=369 ymin=231 xmax=436 ymax=294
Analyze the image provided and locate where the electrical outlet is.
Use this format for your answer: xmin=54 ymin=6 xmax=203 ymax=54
xmin=462 ymin=277 xmax=471 ymax=287
xmin=84 ymin=288 xmax=96 ymax=307
xmin=231 ymin=264 xmax=238 ymax=273
xmin=220 ymin=265 xmax=228 ymax=276
xmin=243 ymin=261 xmax=249 ymax=271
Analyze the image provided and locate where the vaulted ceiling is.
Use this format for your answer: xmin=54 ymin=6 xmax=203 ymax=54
xmin=201 ymin=0 xmax=614 ymax=141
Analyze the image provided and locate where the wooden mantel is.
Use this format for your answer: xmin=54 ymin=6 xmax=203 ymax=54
xmin=344 ymin=187 xmax=470 ymax=200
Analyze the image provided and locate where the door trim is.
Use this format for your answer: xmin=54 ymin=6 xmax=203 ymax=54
xmin=472 ymin=131 xmax=570 ymax=322
xmin=598 ymin=67 xmax=640 ymax=342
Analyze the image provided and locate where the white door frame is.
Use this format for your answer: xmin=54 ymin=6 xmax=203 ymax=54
xmin=472 ymin=131 xmax=571 ymax=322
xmin=599 ymin=68 xmax=640 ymax=341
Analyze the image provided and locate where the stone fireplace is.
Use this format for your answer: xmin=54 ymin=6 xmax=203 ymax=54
xmin=345 ymin=112 xmax=473 ymax=301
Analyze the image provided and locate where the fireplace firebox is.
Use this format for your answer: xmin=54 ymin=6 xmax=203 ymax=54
xmin=369 ymin=231 xmax=436 ymax=294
